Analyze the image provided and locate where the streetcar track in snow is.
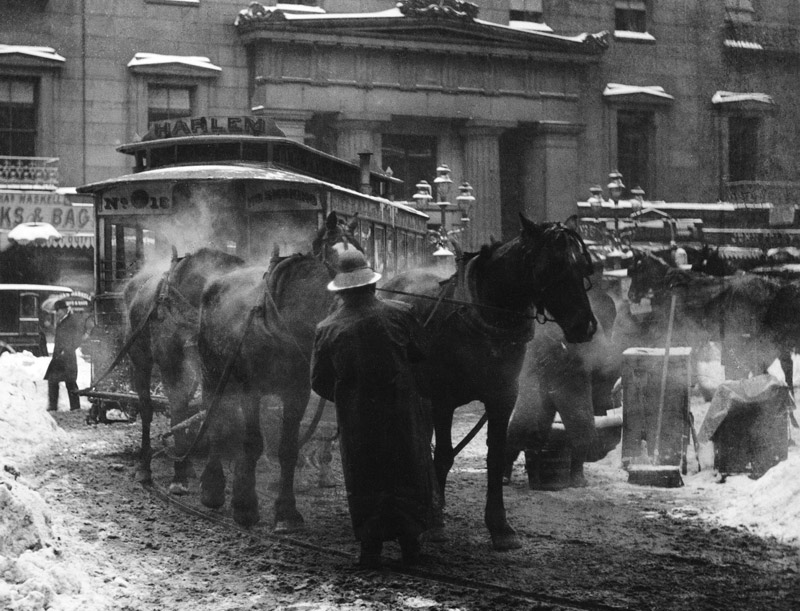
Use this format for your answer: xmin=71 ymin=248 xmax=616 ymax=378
xmin=145 ymin=480 xmax=632 ymax=611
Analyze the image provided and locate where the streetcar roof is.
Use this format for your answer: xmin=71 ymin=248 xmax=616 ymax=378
xmin=115 ymin=134 xmax=403 ymax=185
xmin=76 ymin=162 xmax=428 ymax=219
xmin=0 ymin=284 xmax=73 ymax=293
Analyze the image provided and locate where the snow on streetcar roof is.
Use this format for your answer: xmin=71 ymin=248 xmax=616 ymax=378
xmin=76 ymin=163 xmax=428 ymax=219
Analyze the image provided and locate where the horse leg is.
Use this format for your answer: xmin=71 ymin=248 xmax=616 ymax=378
xmin=130 ymin=361 xmax=154 ymax=485
xmin=484 ymin=397 xmax=522 ymax=551
xmin=231 ymin=391 xmax=263 ymax=527
xmin=199 ymin=379 xmax=228 ymax=510
xmin=273 ymin=389 xmax=307 ymax=533
xmin=416 ymin=402 xmax=451 ymax=543
xmin=162 ymin=362 xmax=198 ymax=496
xmin=522 ymin=396 xmax=557 ymax=491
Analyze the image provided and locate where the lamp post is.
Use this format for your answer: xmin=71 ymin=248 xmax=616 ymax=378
xmin=455 ymin=181 xmax=476 ymax=225
xmin=630 ymin=185 xmax=645 ymax=215
xmin=412 ymin=164 xmax=476 ymax=260
xmin=588 ymin=184 xmax=604 ymax=218
xmin=607 ymin=170 xmax=625 ymax=236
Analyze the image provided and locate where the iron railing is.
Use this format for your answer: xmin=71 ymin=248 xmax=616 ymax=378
xmin=723 ymin=181 xmax=800 ymax=207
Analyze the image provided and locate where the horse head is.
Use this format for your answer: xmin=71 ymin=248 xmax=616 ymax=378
xmin=312 ymin=211 xmax=363 ymax=270
xmin=693 ymin=245 xmax=735 ymax=277
xmin=627 ymin=250 xmax=672 ymax=303
xmin=518 ymin=213 xmax=597 ymax=343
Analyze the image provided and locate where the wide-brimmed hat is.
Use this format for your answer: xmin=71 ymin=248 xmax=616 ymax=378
xmin=327 ymin=249 xmax=381 ymax=292
xmin=54 ymin=299 xmax=69 ymax=311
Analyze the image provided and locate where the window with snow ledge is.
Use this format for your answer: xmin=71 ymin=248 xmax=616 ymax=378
xmin=145 ymin=0 xmax=199 ymax=6
xmin=614 ymin=1 xmax=654 ymax=42
xmin=509 ymin=0 xmax=551 ymax=30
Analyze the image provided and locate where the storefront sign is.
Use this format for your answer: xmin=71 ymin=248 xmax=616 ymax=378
xmin=0 ymin=190 xmax=94 ymax=236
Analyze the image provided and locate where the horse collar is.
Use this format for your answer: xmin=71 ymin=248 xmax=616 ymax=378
xmin=454 ymin=257 xmax=534 ymax=344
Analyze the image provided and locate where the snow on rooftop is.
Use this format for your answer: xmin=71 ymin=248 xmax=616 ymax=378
xmin=0 ymin=45 xmax=65 ymax=62
xmin=613 ymin=30 xmax=656 ymax=42
xmin=127 ymin=53 xmax=221 ymax=72
xmin=724 ymin=39 xmax=764 ymax=50
xmin=507 ymin=20 xmax=554 ymax=33
xmin=603 ymin=82 xmax=674 ymax=100
xmin=712 ymin=90 xmax=775 ymax=106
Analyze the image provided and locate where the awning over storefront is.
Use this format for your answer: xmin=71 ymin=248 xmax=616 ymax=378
xmin=127 ymin=53 xmax=221 ymax=76
xmin=0 ymin=189 xmax=94 ymax=250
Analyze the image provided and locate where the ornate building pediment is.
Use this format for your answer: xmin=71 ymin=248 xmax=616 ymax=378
xmin=235 ymin=2 xmax=608 ymax=57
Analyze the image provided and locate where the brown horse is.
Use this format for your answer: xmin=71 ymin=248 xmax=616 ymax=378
xmin=380 ymin=213 xmax=597 ymax=550
xmin=124 ymin=247 xmax=247 ymax=493
xmin=196 ymin=212 xmax=358 ymax=531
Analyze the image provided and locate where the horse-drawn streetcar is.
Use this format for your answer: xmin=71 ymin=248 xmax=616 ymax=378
xmin=76 ymin=115 xmax=429 ymax=416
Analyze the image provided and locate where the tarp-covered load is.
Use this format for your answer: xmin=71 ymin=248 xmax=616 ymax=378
xmin=699 ymin=374 xmax=792 ymax=478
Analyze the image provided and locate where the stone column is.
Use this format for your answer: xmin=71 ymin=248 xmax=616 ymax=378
xmin=522 ymin=121 xmax=584 ymax=224
xmin=255 ymin=108 xmax=313 ymax=144
xmin=460 ymin=122 xmax=507 ymax=250
xmin=332 ymin=114 xmax=391 ymax=166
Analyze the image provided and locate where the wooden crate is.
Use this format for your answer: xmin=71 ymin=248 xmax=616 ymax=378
xmin=621 ymin=347 xmax=692 ymax=469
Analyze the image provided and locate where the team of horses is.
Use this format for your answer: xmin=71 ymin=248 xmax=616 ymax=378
xmin=626 ymin=249 xmax=799 ymax=388
xmin=121 ymin=211 xmax=599 ymax=550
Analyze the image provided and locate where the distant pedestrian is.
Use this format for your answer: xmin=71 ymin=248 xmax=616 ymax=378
xmin=311 ymin=249 xmax=439 ymax=568
xmin=44 ymin=300 xmax=82 ymax=411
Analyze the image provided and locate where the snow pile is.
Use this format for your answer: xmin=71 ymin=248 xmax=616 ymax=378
xmin=713 ymin=452 xmax=800 ymax=545
xmin=1 ymin=351 xmax=111 ymax=611
xmin=0 ymin=353 xmax=70 ymax=462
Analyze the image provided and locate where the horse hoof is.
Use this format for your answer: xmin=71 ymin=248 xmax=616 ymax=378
xmin=135 ymin=469 xmax=152 ymax=485
xmin=422 ymin=526 xmax=448 ymax=543
xmin=273 ymin=519 xmax=304 ymax=534
xmin=317 ymin=474 xmax=337 ymax=488
xmin=168 ymin=482 xmax=190 ymax=496
xmin=200 ymin=487 xmax=225 ymax=509
xmin=233 ymin=507 xmax=260 ymax=528
xmin=491 ymin=530 xmax=522 ymax=551
xmin=570 ymin=474 xmax=589 ymax=488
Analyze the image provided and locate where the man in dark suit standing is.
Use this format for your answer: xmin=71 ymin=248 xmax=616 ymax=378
xmin=44 ymin=299 xmax=82 ymax=411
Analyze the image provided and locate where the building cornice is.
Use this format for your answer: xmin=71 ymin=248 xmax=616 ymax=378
xmin=235 ymin=3 xmax=608 ymax=63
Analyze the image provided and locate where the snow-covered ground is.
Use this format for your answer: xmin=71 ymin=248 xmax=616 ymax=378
xmin=1 ymin=349 xmax=799 ymax=610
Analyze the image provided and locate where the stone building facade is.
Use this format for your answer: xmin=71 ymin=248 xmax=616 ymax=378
xmin=1 ymin=0 xmax=798 ymax=255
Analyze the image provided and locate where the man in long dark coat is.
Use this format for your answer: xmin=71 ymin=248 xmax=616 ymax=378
xmin=311 ymin=249 xmax=439 ymax=568
xmin=44 ymin=299 xmax=83 ymax=411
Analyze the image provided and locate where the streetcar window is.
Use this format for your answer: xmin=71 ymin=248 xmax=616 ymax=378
xmin=359 ymin=221 xmax=375 ymax=269
xmin=0 ymin=292 xmax=15 ymax=332
xmin=386 ymin=228 xmax=396 ymax=276
xmin=374 ymin=225 xmax=385 ymax=274
xmin=19 ymin=293 xmax=38 ymax=335
xmin=398 ymin=231 xmax=409 ymax=273
xmin=248 ymin=210 xmax=317 ymax=263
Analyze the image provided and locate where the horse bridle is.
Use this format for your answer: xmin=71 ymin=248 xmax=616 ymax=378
xmin=527 ymin=225 xmax=594 ymax=325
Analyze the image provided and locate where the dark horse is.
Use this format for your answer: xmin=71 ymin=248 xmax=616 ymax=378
xmin=381 ymin=213 xmax=597 ymax=550
xmin=626 ymin=250 xmax=790 ymax=391
xmin=124 ymin=247 xmax=246 ymax=493
xmin=196 ymin=212 xmax=359 ymax=530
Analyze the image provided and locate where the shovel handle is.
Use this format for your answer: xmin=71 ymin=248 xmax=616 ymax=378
xmin=654 ymin=293 xmax=678 ymax=461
